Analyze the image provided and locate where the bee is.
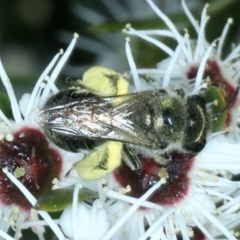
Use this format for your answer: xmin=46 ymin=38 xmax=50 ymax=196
xmin=37 ymin=66 xmax=236 ymax=180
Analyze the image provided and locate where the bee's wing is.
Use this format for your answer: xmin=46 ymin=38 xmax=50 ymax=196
xmin=38 ymin=91 xmax=155 ymax=147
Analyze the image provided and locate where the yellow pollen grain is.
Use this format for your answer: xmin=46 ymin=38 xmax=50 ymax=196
xmin=188 ymin=227 xmax=194 ymax=237
xmin=40 ymin=82 xmax=46 ymax=88
xmin=74 ymin=32 xmax=79 ymax=38
xmin=201 ymin=178 xmax=206 ymax=183
xmin=13 ymin=167 xmax=25 ymax=178
xmin=16 ymin=232 xmax=22 ymax=239
xmin=202 ymin=82 xmax=208 ymax=89
xmin=220 ymin=170 xmax=226 ymax=175
xmin=225 ymin=126 xmax=232 ymax=133
xmin=235 ymin=231 xmax=240 ymax=237
xmin=176 ymin=208 xmax=182 ymax=214
xmin=34 ymin=107 xmax=40 ymax=113
xmin=97 ymin=201 xmax=103 ymax=208
xmin=103 ymin=186 xmax=108 ymax=192
xmin=174 ymin=227 xmax=180 ymax=234
xmin=213 ymin=100 xmax=218 ymax=106
xmin=216 ymin=209 xmax=222 ymax=214
xmin=158 ymin=167 xmax=169 ymax=184
xmin=52 ymin=178 xmax=59 ymax=185
xmin=101 ymin=178 xmax=107 ymax=185
xmin=0 ymin=121 xmax=9 ymax=130
xmin=118 ymin=185 xmax=131 ymax=194
xmin=44 ymin=75 xmax=50 ymax=81
xmin=6 ymin=134 xmax=14 ymax=142
xmin=211 ymin=174 xmax=218 ymax=182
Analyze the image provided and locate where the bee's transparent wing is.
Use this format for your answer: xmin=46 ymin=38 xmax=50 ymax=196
xmin=37 ymin=91 xmax=157 ymax=147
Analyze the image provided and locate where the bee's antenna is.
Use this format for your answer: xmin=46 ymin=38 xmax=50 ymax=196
xmin=212 ymin=86 xmax=239 ymax=120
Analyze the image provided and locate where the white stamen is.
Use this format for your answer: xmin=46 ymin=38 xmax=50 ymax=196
xmin=162 ymin=37 xmax=186 ymax=88
xmin=192 ymin=42 xmax=216 ymax=94
xmin=184 ymin=33 xmax=193 ymax=62
xmin=146 ymin=0 xmax=182 ymax=43
xmin=41 ymin=34 xmax=78 ymax=103
xmin=126 ymin=29 xmax=175 ymax=38
xmin=0 ymin=110 xmax=13 ymax=128
xmin=217 ymin=18 xmax=233 ymax=58
xmin=72 ymin=184 xmax=81 ymax=240
xmin=125 ymin=38 xmax=141 ymax=91
xmin=2 ymin=168 xmax=66 ymax=240
xmin=126 ymin=27 xmax=174 ymax=56
xmin=226 ymin=42 xmax=240 ymax=63
xmin=104 ymin=181 xmax=162 ymax=240
xmin=191 ymin=198 xmax=237 ymax=240
xmin=194 ymin=14 xmax=210 ymax=61
xmin=139 ymin=209 xmax=175 ymax=240
xmin=0 ymin=60 xmax=22 ymax=122
xmin=174 ymin=213 xmax=190 ymax=239
xmin=191 ymin=215 xmax=215 ymax=240
xmin=181 ymin=0 xmax=199 ymax=33
xmin=0 ymin=229 xmax=15 ymax=240
xmin=25 ymin=52 xmax=62 ymax=117
xmin=106 ymin=190 xmax=163 ymax=210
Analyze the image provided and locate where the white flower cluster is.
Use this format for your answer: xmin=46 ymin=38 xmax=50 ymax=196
xmin=0 ymin=0 xmax=240 ymax=240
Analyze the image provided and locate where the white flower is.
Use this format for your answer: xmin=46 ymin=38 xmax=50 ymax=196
xmin=0 ymin=33 xmax=81 ymax=239
xmin=59 ymin=185 xmax=110 ymax=240
xmin=97 ymin=1 xmax=240 ymax=239
xmin=2 ymin=0 xmax=240 ymax=240
xmin=78 ymin=1 xmax=240 ymax=239
xmin=40 ymin=1 xmax=240 ymax=239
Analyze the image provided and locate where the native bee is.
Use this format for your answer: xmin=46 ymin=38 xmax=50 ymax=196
xmin=38 ymin=66 xmax=211 ymax=180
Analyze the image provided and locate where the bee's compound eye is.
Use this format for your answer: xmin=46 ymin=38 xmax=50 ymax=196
xmin=183 ymin=139 xmax=206 ymax=154
xmin=162 ymin=108 xmax=174 ymax=127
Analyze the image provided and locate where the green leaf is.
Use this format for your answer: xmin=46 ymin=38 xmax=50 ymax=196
xmin=204 ymin=86 xmax=226 ymax=132
xmin=35 ymin=187 xmax=98 ymax=212
xmin=0 ymin=92 xmax=13 ymax=119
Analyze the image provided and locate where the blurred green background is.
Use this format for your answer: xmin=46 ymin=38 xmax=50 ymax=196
xmin=1 ymin=0 xmax=240 ymax=239
xmin=0 ymin=0 xmax=240 ymax=100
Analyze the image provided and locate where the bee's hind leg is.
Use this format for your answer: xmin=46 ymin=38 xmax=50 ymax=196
xmin=122 ymin=144 xmax=142 ymax=170
xmin=76 ymin=141 xmax=123 ymax=180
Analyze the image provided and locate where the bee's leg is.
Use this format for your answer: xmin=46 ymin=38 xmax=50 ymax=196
xmin=153 ymin=152 xmax=172 ymax=165
xmin=122 ymin=144 xmax=142 ymax=170
xmin=76 ymin=141 xmax=122 ymax=180
xmin=174 ymin=88 xmax=185 ymax=98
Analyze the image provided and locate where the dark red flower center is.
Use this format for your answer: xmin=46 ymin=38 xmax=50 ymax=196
xmin=0 ymin=127 xmax=62 ymax=211
xmin=114 ymin=152 xmax=195 ymax=206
